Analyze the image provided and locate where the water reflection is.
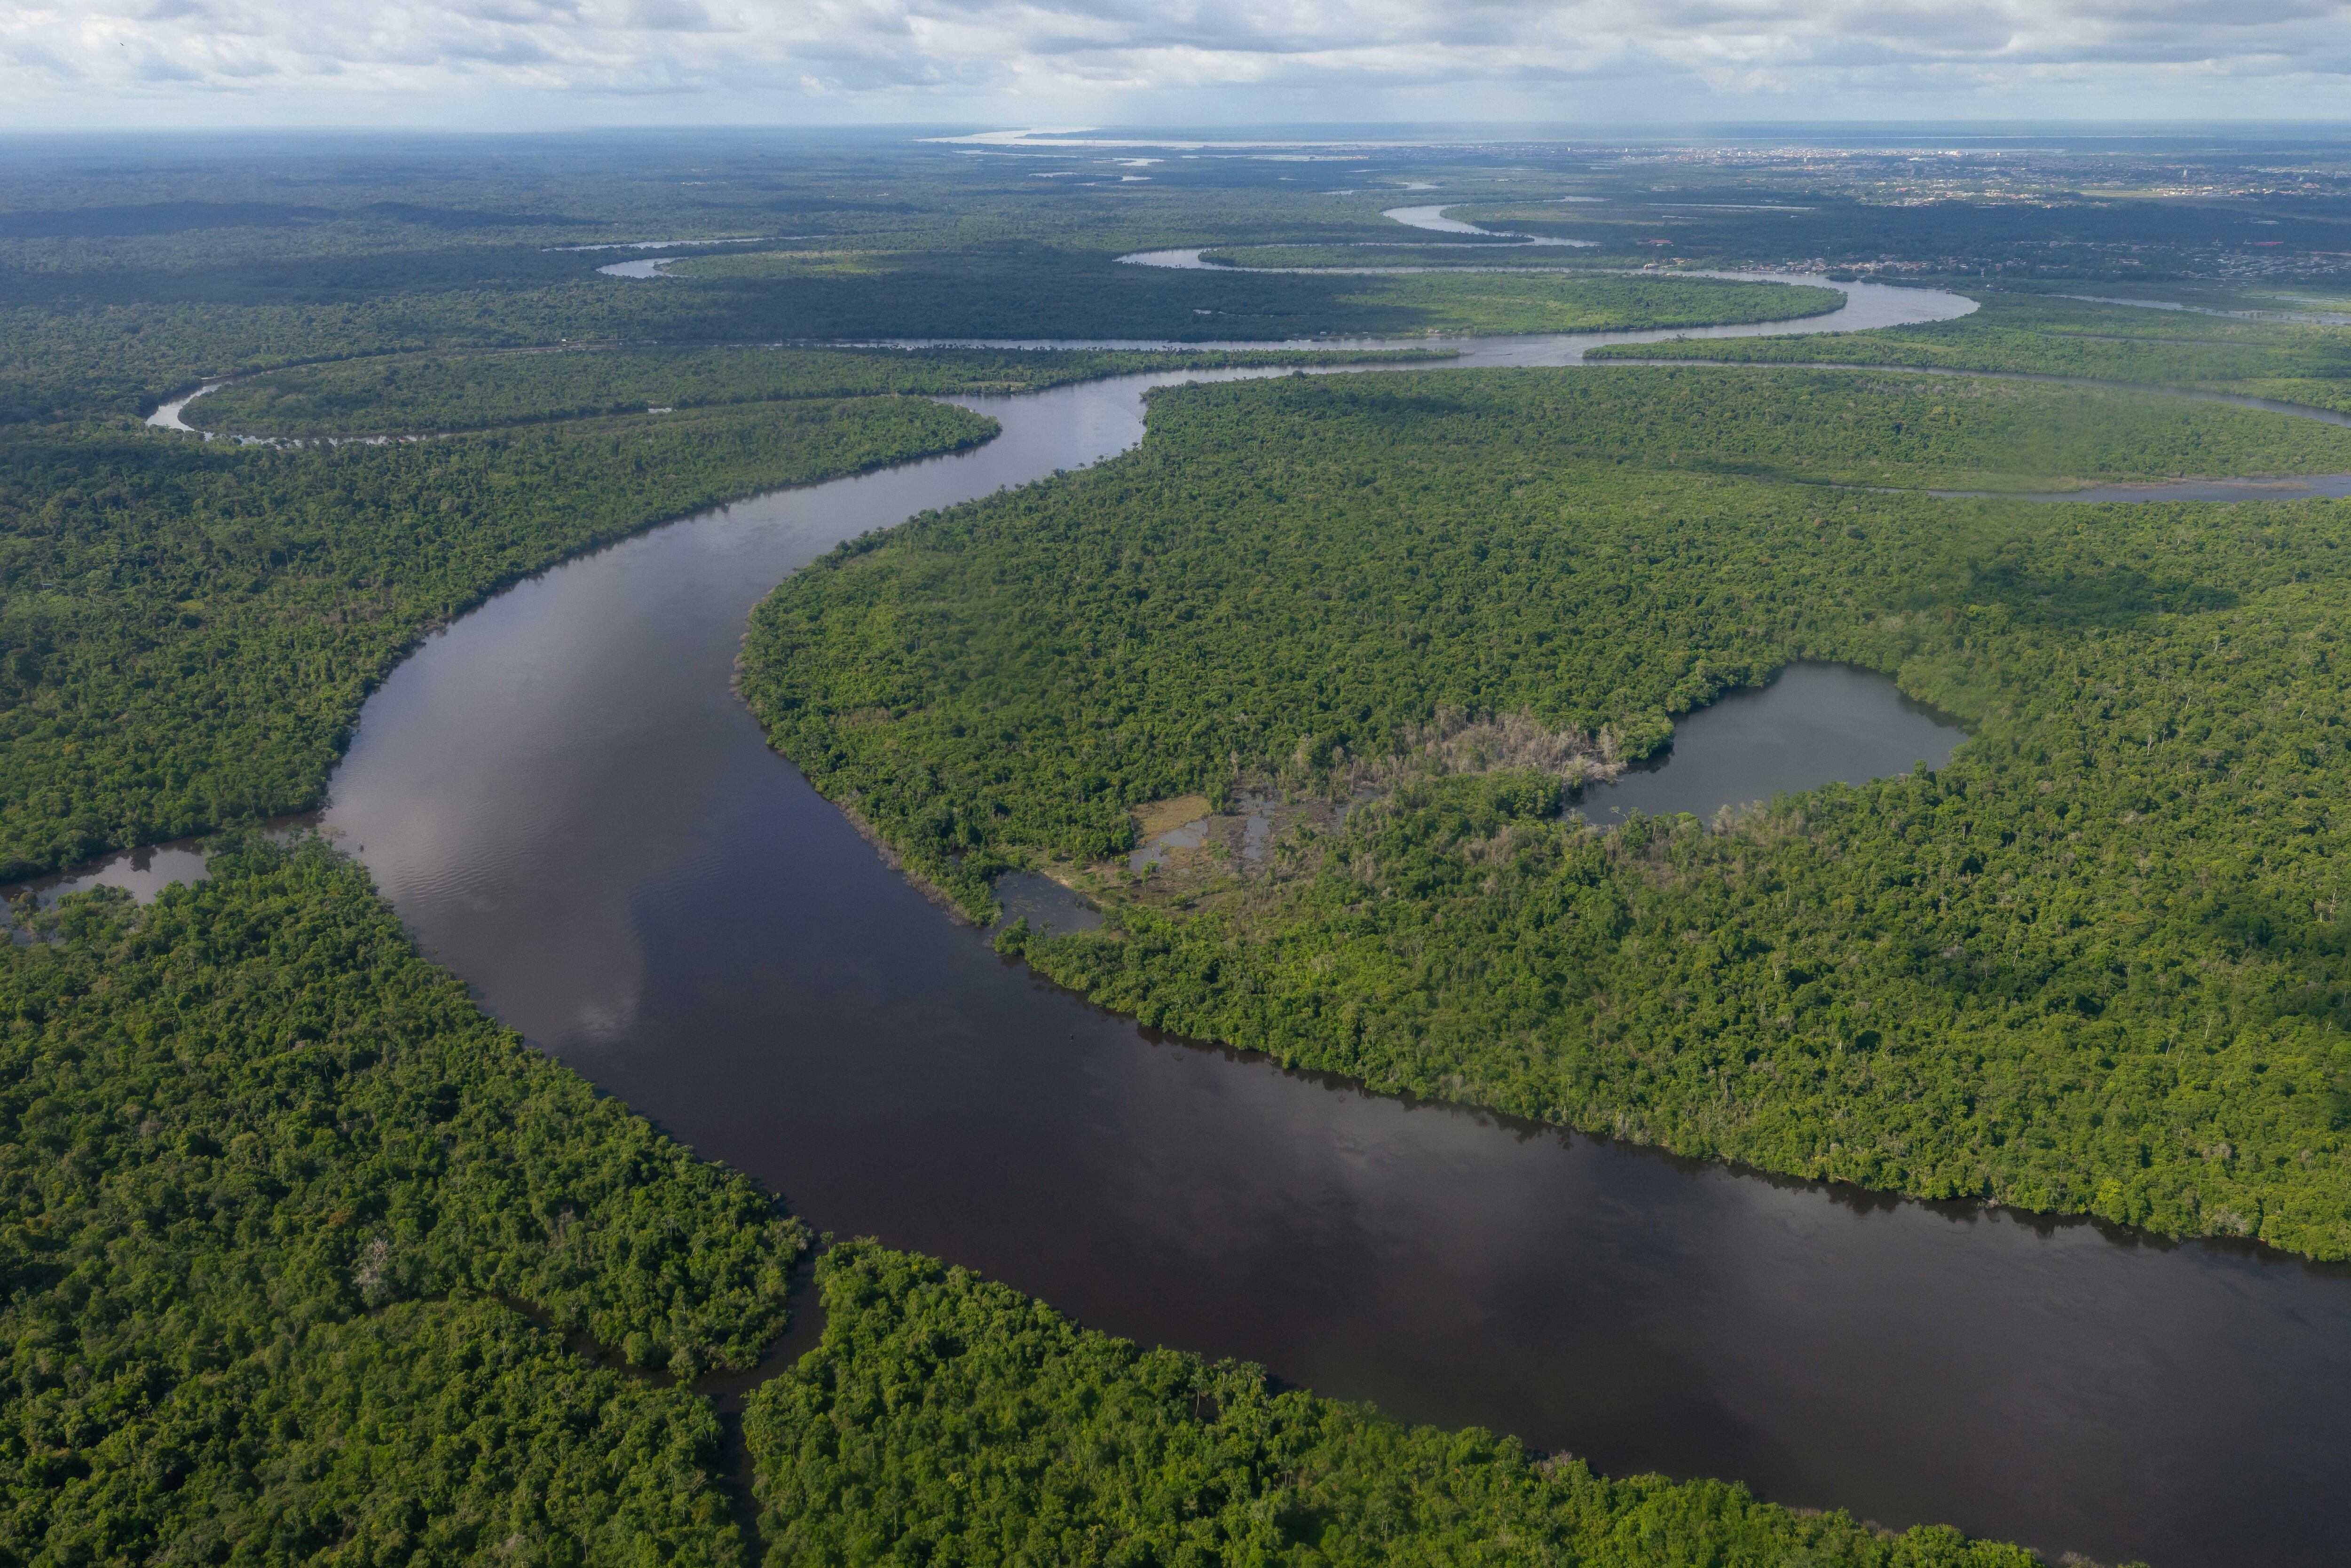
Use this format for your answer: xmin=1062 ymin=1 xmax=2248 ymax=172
xmin=297 ymin=362 xmax=2351 ymax=1568
xmin=1574 ymin=662 xmax=1966 ymax=824
xmin=2 ymin=842 xmax=213 ymax=938
xmin=1 ymin=817 xmax=314 ymax=936
xmin=37 ymin=280 xmax=2351 ymax=1568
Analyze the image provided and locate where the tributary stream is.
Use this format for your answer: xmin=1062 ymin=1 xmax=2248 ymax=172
xmin=79 ymin=273 xmax=2351 ymax=1568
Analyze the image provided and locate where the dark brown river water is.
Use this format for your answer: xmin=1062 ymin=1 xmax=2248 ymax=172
xmin=41 ymin=285 xmax=2351 ymax=1568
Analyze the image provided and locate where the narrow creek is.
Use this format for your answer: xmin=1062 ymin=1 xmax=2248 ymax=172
xmin=58 ymin=268 xmax=2351 ymax=1568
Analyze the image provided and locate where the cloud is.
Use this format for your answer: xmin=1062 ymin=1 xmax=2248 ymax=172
xmin=133 ymin=51 xmax=203 ymax=80
xmin=1 ymin=0 xmax=2349 ymax=123
xmin=624 ymin=0 xmax=716 ymax=31
xmin=6 ymin=39 xmax=81 ymax=77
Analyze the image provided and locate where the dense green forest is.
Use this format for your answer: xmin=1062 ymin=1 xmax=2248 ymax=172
xmin=0 ymin=170 xmax=1815 ymax=430
xmin=744 ymin=1240 xmax=2055 ymax=1568
xmin=188 ymin=345 xmax=1450 ymax=439
xmin=678 ymin=250 xmax=1838 ymax=339
xmin=4 ymin=131 xmax=2341 ymax=424
xmin=8 ymin=134 xmax=2346 ymax=1563
xmin=1592 ymin=292 xmax=2351 ymax=414
xmin=0 ymin=846 xmax=2061 ymax=1564
xmin=0 ymin=257 xmax=1825 ymax=426
xmin=1210 ymin=367 xmax=2347 ymax=494
xmin=1446 ymin=195 xmax=2351 ymax=272
xmin=1202 ymin=245 xmax=1608 ymax=270
xmin=0 ymin=393 xmax=994 ymax=880
xmin=0 ymin=335 xmax=1503 ymax=882
xmin=741 ymin=367 xmax=2351 ymax=1259
xmin=0 ymin=839 xmax=802 ymax=1560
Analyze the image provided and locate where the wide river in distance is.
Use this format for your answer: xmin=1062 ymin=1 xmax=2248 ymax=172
xmin=103 ymin=277 xmax=2351 ymax=1568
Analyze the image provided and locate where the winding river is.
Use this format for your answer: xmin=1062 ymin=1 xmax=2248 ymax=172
xmin=72 ymin=252 xmax=2351 ymax=1568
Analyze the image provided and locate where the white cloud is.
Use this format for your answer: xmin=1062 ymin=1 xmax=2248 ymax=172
xmin=624 ymin=0 xmax=719 ymax=32
xmin=0 ymin=0 xmax=2348 ymax=124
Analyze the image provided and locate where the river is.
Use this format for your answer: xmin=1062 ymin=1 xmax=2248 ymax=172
xmin=73 ymin=263 xmax=2351 ymax=1568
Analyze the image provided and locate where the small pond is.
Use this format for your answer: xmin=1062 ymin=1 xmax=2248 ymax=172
xmin=1573 ymin=662 xmax=1966 ymax=824
xmin=5 ymin=840 xmax=216 ymax=937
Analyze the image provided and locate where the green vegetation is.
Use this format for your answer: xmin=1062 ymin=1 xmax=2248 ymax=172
xmin=679 ymin=251 xmax=1839 ymax=340
xmin=0 ymin=252 xmax=1819 ymax=428
xmin=2015 ymin=283 xmax=2351 ymax=319
xmin=742 ymin=367 xmax=2351 ymax=1259
xmin=1201 ymin=245 xmax=1609 ymax=270
xmin=8 ymin=132 xmax=2345 ymax=421
xmin=12 ymin=136 xmax=2347 ymax=1562
xmin=1 ymin=842 xmax=2058 ymax=1565
xmin=1 ymin=837 xmax=803 ymax=1561
xmin=1442 ymin=195 xmax=2351 ymax=276
xmin=1393 ymin=368 xmax=2343 ymax=493
xmin=0 ymin=254 xmax=1819 ymax=427
xmin=189 ymin=346 xmax=1453 ymax=439
xmin=0 ymin=241 xmax=1818 ymax=427
xmin=745 ymin=1239 xmax=2053 ymax=1568
xmin=2201 ymin=378 xmax=2351 ymax=417
xmin=0 ymin=394 xmax=994 ymax=879
xmin=1591 ymin=292 xmax=2351 ymax=414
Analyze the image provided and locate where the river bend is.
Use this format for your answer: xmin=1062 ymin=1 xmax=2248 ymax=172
xmin=78 ymin=268 xmax=2351 ymax=1568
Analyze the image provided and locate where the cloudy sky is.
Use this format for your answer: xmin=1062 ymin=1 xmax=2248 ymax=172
xmin=3 ymin=0 xmax=2349 ymax=129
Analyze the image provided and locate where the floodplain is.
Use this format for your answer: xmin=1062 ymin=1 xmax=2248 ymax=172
xmin=11 ymin=127 xmax=2351 ymax=1568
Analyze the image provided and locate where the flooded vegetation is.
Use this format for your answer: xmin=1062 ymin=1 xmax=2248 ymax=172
xmin=1106 ymin=666 xmax=1967 ymax=903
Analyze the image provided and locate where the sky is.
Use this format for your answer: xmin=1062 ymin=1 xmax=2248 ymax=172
xmin=4 ymin=0 xmax=2351 ymax=131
